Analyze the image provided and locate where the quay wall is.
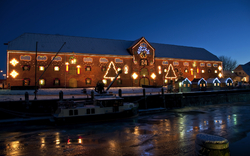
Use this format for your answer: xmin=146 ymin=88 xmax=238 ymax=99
xmin=0 ymin=89 xmax=250 ymax=119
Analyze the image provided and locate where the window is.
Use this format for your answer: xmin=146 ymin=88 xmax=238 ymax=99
xmin=183 ymin=84 xmax=186 ymax=87
xmin=173 ymin=61 xmax=179 ymax=66
xmin=23 ymin=78 xmax=30 ymax=86
xmin=86 ymin=78 xmax=91 ymax=85
xmin=117 ymin=79 xmax=122 ymax=84
xmin=184 ymin=69 xmax=188 ymax=73
xmin=174 ymin=68 xmax=178 ymax=73
xmin=54 ymin=66 xmax=60 ymax=71
xmin=102 ymin=66 xmax=106 ymax=71
xmin=54 ymin=78 xmax=60 ymax=85
xmin=201 ymin=70 xmax=205 ymax=73
xmin=85 ymin=66 xmax=91 ymax=71
xmin=215 ymin=70 xmax=218 ymax=73
xmin=188 ymin=84 xmax=190 ymax=87
xmin=69 ymin=56 xmax=77 ymax=64
xmin=39 ymin=79 xmax=45 ymax=86
xmin=203 ymin=83 xmax=206 ymax=87
xmin=208 ymin=69 xmax=211 ymax=73
xmin=39 ymin=66 xmax=45 ymax=71
xmin=23 ymin=65 xmax=30 ymax=71
xmin=207 ymin=63 xmax=212 ymax=67
xmin=214 ymin=83 xmax=216 ymax=86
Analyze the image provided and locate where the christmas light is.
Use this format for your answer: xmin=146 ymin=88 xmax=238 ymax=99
xmin=77 ymin=65 xmax=81 ymax=74
xmin=65 ymin=62 xmax=69 ymax=72
xmin=191 ymin=68 xmax=193 ymax=75
xmin=39 ymin=66 xmax=45 ymax=71
xmin=10 ymin=70 xmax=19 ymax=78
xmin=219 ymin=73 xmax=222 ymax=78
xmin=124 ymin=65 xmax=128 ymax=74
xmin=165 ymin=64 xmax=177 ymax=79
xmin=132 ymin=73 xmax=138 ymax=79
xmin=198 ymin=78 xmax=207 ymax=85
xmin=201 ymin=70 xmax=205 ymax=73
xmin=218 ymin=66 xmax=222 ymax=71
xmin=158 ymin=66 xmax=161 ymax=74
xmin=182 ymin=78 xmax=192 ymax=85
xmin=197 ymin=68 xmax=199 ymax=73
xmin=10 ymin=58 xmax=19 ymax=66
xmin=103 ymin=61 xmax=120 ymax=80
xmin=215 ymin=70 xmax=218 ymax=73
xmin=151 ymin=73 xmax=156 ymax=79
xmin=102 ymin=79 xmax=107 ymax=84
xmin=212 ymin=77 xmax=221 ymax=84
xmin=54 ymin=66 xmax=60 ymax=71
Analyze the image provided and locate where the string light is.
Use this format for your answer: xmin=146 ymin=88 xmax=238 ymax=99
xmin=10 ymin=58 xmax=19 ymax=66
xmin=103 ymin=61 xmax=120 ymax=80
xmin=165 ymin=64 xmax=177 ymax=79
xmin=151 ymin=73 xmax=156 ymax=79
xmin=10 ymin=70 xmax=19 ymax=78
xmin=132 ymin=73 xmax=138 ymax=79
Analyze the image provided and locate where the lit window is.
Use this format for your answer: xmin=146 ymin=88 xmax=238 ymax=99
xmin=214 ymin=83 xmax=216 ymax=86
xmin=54 ymin=78 xmax=60 ymax=85
xmin=117 ymin=67 xmax=122 ymax=72
xmin=39 ymin=79 xmax=45 ymax=86
xmin=132 ymin=73 xmax=138 ymax=79
xmin=23 ymin=78 xmax=30 ymax=86
xmin=69 ymin=56 xmax=77 ymax=64
xmin=203 ymin=83 xmax=206 ymax=87
xmin=164 ymin=68 xmax=167 ymax=72
xmin=65 ymin=62 xmax=69 ymax=72
xmin=23 ymin=65 xmax=30 ymax=71
xmin=165 ymin=79 xmax=168 ymax=83
xmin=183 ymin=84 xmax=186 ymax=87
xmin=200 ymin=84 xmax=202 ymax=87
xmin=54 ymin=66 xmax=60 ymax=71
xmin=201 ymin=70 xmax=205 ymax=73
xmin=158 ymin=66 xmax=161 ymax=74
xmin=77 ymin=65 xmax=81 ymax=74
xmin=191 ymin=68 xmax=193 ymax=75
xmin=102 ymin=79 xmax=107 ymax=85
xmin=188 ymin=84 xmax=190 ymax=87
xmin=124 ymin=65 xmax=128 ymax=74
xmin=86 ymin=78 xmax=91 ymax=85
xmin=218 ymin=66 xmax=222 ymax=71
xmin=184 ymin=69 xmax=188 ymax=73
xmin=39 ymin=66 xmax=45 ymax=71
xmin=215 ymin=70 xmax=218 ymax=73
xmin=151 ymin=73 xmax=156 ymax=79
xmin=85 ymin=66 xmax=91 ymax=71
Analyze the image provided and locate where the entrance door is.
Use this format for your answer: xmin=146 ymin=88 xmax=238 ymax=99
xmin=140 ymin=78 xmax=149 ymax=86
xmin=69 ymin=78 xmax=77 ymax=88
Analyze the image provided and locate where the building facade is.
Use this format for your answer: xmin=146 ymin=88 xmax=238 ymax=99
xmin=6 ymin=33 xmax=223 ymax=88
xmin=233 ymin=62 xmax=250 ymax=83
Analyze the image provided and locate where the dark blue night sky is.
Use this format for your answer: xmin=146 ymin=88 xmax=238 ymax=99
xmin=0 ymin=0 xmax=250 ymax=76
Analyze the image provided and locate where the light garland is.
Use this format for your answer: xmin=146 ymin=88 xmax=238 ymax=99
xmin=10 ymin=58 xmax=19 ymax=66
xmin=103 ymin=61 xmax=120 ymax=80
xmin=165 ymin=64 xmax=177 ymax=79
xmin=10 ymin=70 xmax=19 ymax=78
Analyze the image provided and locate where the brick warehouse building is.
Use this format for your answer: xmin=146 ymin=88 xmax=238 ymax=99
xmin=6 ymin=33 xmax=223 ymax=88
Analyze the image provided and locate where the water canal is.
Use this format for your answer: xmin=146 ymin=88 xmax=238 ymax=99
xmin=1 ymin=102 xmax=250 ymax=156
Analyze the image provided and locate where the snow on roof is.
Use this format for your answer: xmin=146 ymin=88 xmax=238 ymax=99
xmin=8 ymin=33 xmax=221 ymax=61
xmin=207 ymin=78 xmax=220 ymax=83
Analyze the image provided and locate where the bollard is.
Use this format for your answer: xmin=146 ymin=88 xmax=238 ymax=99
xmin=25 ymin=92 xmax=29 ymax=102
xmin=161 ymin=88 xmax=166 ymax=108
xmin=91 ymin=90 xmax=95 ymax=100
xmin=59 ymin=91 xmax=63 ymax=101
xmin=143 ymin=89 xmax=147 ymax=109
xmin=118 ymin=89 xmax=122 ymax=97
xmin=195 ymin=133 xmax=230 ymax=156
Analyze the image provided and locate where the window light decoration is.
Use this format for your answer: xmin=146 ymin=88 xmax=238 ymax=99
xmin=184 ymin=69 xmax=188 ymax=73
xmin=218 ymin=73 xmax=222 ymax=78
xmin=65 ymin=62 xmax=69 ymax=72
xmin=164 ymin=68 xmax=167 ymax=72
xmin=218 ymin=66 xmax=222 ymax=71
xmin=158 ymin=66 xmax=161 ymax=74
xmin=10 ymin=58 xmax=19 ymax=66
xmin=103 ymin=61 xmax=120 ymax=81
xmin=202 ymin=70 xmax=205 ymax=73
xmin=124 ymin=65 xmax=128 ymax=74
xmin=165 ymin=64 xmax=177 ymax=79
xmin=77 ymin=65 xmax=81 ymax=75
xmin=197 ymin=68 xmax=199 ymax=73
xmin=54 ymin=66 xmax=60 ymax=71
xmin=190 ymin=68 xmax=193 ymax=75
xmin=132 ymin=73 xmax=138 ymax=79
xmin=10 ymin=70 xmax=19 ymax=78
xmin=39 ymin=79 xmax=45 ymax=85
xmin=69 ymin=56 xmax=77 ymax=64
xmin=215 ymin=70 xmax=218 ymax=73
xmin=151 ymin=73 xmax=156 ymax=79
xmin=102 ymin=79 xmax=107 ymax=85
xmin=39 ymin=66 xmax=45 ymax=71
xmin=164 ymin=79 xmax=168 ymax=83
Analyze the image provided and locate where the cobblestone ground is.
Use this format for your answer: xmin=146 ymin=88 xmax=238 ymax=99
xmin=0 ymin=102 xmax=250 ymax=156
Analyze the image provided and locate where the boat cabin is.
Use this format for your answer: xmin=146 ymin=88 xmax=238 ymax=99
xmin=207 ymin=78 xmax=221 ymax=90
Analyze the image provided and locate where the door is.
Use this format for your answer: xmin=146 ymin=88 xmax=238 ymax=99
xmin=69 ymin=78 xmax=77 ymax=88
xmin=140 ymin=78 xmax=149 ymax=86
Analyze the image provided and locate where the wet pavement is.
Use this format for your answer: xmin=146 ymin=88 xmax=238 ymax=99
xmin=1 ymin=102 xmax=250 ymax=156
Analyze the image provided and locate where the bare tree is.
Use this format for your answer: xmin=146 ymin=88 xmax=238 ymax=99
xmin=219 ymin=56 xmax=238 ymax=71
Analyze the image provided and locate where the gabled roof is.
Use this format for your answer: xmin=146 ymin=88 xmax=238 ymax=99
xmin=8 ymin=33 xmax=221 ymax=61
xmin=234 ymin=61 xmax=250 ymax=76
xmin=207 ymin=78 xmax=220 ymax=83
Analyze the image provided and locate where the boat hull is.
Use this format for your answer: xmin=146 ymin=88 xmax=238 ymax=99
xmin=53 ymin=107 xmax=138 ymax=124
